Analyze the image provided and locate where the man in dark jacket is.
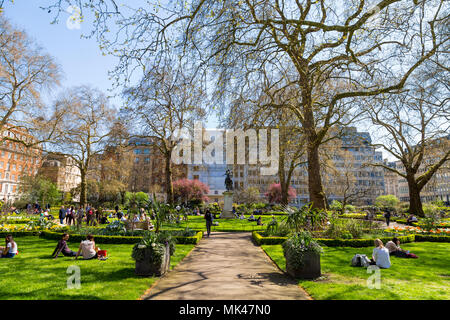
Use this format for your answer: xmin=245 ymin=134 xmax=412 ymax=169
xmin=59 ymin=205 xmax=66 ymax=224
xmin=204 ymin=209 xmax=213 ymax=237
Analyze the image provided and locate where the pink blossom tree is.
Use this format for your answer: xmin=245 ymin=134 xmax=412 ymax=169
xmin=173 ymin=179 xmax=210 ymax=205
xmin=265 ymin=183 xmax=296 ymax=204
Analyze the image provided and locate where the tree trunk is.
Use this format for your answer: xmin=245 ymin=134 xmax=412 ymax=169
xmin=307 ymin=143 xmax=327 ymax=210
xmin=300 ymin=79 xmax=327 ymax=211
xmin=80 ymin=169 xmax=87 ymax=207
xmin=407 ymin=175 xmax=425 ymax=217
xmin=165 ymin=152 xmax=174 ymax=205
xmin=278 ymin=147 xmax=289 ymax=206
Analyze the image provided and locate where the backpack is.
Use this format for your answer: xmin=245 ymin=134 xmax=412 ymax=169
xmin=351 ymin=254 xmax=371 ymax=267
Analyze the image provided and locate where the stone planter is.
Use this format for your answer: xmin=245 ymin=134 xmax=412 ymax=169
xmin=135 ymin=243 xmax=171 ymax=277
xmin=285 ymin=251 xmax=321 ymax=279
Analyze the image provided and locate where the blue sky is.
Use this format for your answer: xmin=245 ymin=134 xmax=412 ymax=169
xmin=4 ymin=0 xmax=220 ymax=128
xmin=2 ymin=1 xmax=392 ymax=160
xmin=4 ymin=0 xmax=124 ymax=108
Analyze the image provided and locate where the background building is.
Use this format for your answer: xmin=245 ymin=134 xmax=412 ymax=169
xmin=128 ymin=137 xmax=187 ymax=198
xmin=39 ymin=152 xmax=81 ymax=201
xmin=383 ymin=160 xmax=400 ymax=198
xmin=187 ymin=127 xmax=385 ymax=206
xmin=0 ymin=127 xmax=42 ymax=203
xmin=397 ymin=135 xmax=450 ymax=204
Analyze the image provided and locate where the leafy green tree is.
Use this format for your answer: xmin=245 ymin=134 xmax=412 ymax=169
xmin=19 ymin=175 xmax=61 ymax=208
xmin=375 ymin=195 xmax=400 ymax=211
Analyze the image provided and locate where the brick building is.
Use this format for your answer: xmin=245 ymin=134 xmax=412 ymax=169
xmin=0 ymin=127 xmax=42 ymax=203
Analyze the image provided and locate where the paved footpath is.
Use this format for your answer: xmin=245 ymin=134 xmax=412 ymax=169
xmin=142 ymin=232 xmax=310 ymax=300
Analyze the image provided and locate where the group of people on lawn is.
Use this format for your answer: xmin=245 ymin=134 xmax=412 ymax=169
xmin=0 ymin=233 xmax=104 ymax=260
xmin=369 ymin=237 xmax=418 ymax=269
xmin=51 ymin=233 xmax=101 ymax=260
xmin=0 ymin=233 xmax=419 ymax=265
xmin=58 ymin=205 xmax=109 ymax=227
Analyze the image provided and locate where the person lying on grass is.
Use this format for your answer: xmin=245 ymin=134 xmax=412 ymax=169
xmin=0 ymin=235 xmax=18 ymax=258
xmin=369 ymin=239 xmax=391 ymax=269
xmin=385 ymin=237 xmax=418 ymax=259
xmin=52 ymin=233 xmax=77 ymax=258
xmin=75 ymin=234 xmax=99 ymax=260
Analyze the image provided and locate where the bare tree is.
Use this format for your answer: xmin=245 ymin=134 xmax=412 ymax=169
xmin=0 ymin=15 xmax=63 ymax=148
xmin=323 ymin=144 xmax=377 ymax=211
xmin=42 ymin=0 xmax=448 ymax=210
xmin=50 ymin=86 xmax=117 ymax=207
xmin=123 ymin=62 xmax=206 ymax=204
xmin=365 ymin=63 xmax=449 ymax=216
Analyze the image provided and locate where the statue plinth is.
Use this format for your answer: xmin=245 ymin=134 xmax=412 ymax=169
xmin=220 ymin=191 xmax=235 ymax=219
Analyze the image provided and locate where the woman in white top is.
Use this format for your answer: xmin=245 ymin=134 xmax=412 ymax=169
xmin=0 ymin=235 xmax=18 ymax=258
xmin=75 ymin=235 xmax=98 ymax=260
xmin=370 ymin=239 xmax=391 ymax=269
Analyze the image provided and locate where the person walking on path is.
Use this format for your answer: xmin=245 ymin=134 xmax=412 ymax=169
xmin=384 ymin=210 xmax=391 ymax=227
xmin=58 ymin=206 xmax=66 ymax=225
xmin=204 ymin=209 xmax=213 ymax=237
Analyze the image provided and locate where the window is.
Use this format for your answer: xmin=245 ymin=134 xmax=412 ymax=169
xmin=143 ymin=148 xmax=150 ymax=154
xmin=134 ymin=149 xmax=141 ymax=155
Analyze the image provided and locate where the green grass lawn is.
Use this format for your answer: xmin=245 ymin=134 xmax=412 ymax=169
xmin=262 ymin=242 xmax=450 ymax=300
xmin=0 ymin=236 xmax=194 ymax=300
xmin=160 ymin=215 xmax=278 ymax=232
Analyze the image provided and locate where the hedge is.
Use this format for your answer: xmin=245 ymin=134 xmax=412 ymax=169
xmin=252 ymin=231 xmax=287 ymax=245
xmin=314 ymin=235 xmax=415 ymax=247
xmin=40 ymin=230 xmax=204 ymax=245
xmin=0 ymin=231 xmax=41 ymax=237
xmin=252 ymin=231 xmax=416 ymax=247
xmin=174 ymin=231 xmax=204 ymax=244
xmin=414 ymin=234 xmax=450 ymax=242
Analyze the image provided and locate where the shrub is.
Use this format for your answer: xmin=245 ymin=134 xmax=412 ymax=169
xmin=323 ymin=218 xmax=368 ymax=239
xmin=330 ymin=200 xmax=343 ymax=211
xmin=131 ymin=231 xmax=176 ymax=265
xmin=375 ymin=195 xmax=400 ymax=211
xmin=282 ymin=231 xmax=323 ymax=268
xmin=344 ymin=204 xmax=356 ymax=213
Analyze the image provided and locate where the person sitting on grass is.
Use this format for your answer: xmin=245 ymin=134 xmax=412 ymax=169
xmin=369 ymin=239 xmax=391 ymax=269
xmin=256 ymin=216 xmax=264 ymax=226
xmin=232 ymin=207 xmax=238 ymax=218
xmin=406 ymin=214 xmax=418 ymax=226
xmin=248 ymin=213 xmax=256 ymax=221
xmin=52 ymin=233 xmax=77 ymax=258
xmin=239 ymin=212 xmax=245 ymax=220
xmin=75 ymin=234 xmax=99 ymax=260
xmin=0 ymin=235 xmax=18 ymax=258
xmin=99 ymin=215 xmax=109 ymax=225
xmin=385 ymin=237 xmax=418 ymax=258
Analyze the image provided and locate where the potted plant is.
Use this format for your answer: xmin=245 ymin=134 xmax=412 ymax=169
xmin=132 ymin=231 xmax=175 ymax=276
xmin=282 ymin=230 xmax=323 ymax=279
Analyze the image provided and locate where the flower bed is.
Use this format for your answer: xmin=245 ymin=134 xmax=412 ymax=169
xmin=0 ymin=224 xmax=66 ymax=233
xmin=337 ymin=213 xmax=399 ymax=222
xmin=386 ymin=225 xmax=450 ymax=235
xmin=252 ymin=231 xmax=415 ymax=247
